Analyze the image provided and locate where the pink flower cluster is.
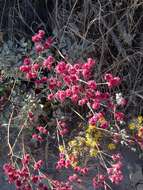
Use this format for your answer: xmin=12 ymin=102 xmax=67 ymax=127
xmin=92 ymin=154 xmax=123 ymax=189
xmin=108 ymin=154 xmax=123 ymax=184
xmin=92 ymin=174 xmax=106 ymax=189
xmin=34 ymin=160 xmax=44 ymax=171
xmin=115 ymin=112 xmax=125 ymax=121
xmin=68 ymin=174 xmax=81 ymax=183
xmin=52 ymin=180 xmax=73 ymax=190
xmin=19 ymin=31 xmax=124 ymax=126
xmin=3 ymin=154 xmax=48 ymax=190
xmin=36 ymin=126 xmax=48 ymax=135
xmin=56 ymin=153 xmax=72 ymax=169
xmin=104 ymin=73 xmax=121 ymax=88
xmin=20 ymin=56 xmax=122 ymax=118
xmin=17 ymin=30 xmax=127 ymax=190
xmin=32 ymin=29 xmax=53 ymax=53
xmin=52 ymin=58 xmax=97 ymax=105
xmin=88 ymin=112 xmax=108 ymax=127
xmin=57 ymin=120 xmax=69 ymax=136
xmin=32 ymin=133 xmax=44 ymax=142
xmin=32 ymin=126 xmax=48 ymax=142
xmin=74 ymin=166 xmax=89 ymax=175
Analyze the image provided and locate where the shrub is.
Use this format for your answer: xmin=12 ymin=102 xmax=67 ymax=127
xmin=2 ymin=29 xmax=141 ymax=190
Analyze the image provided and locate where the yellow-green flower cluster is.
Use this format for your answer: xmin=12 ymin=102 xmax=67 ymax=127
xmin=68 ymin=136 xmax=87 ymax=157
xmin=85 ymin=125 xmax=102 ymax=157
xmin=107 ymin=143 xmax=116 ymax=150
xmin=128 ymin=115 xmax=143 ymax=130
xmin=62 ymin=125 xmax=103 ymax=159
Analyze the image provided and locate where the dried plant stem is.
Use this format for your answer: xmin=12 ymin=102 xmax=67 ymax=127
xmin=7 ymin=106 xmax=14 ymax=157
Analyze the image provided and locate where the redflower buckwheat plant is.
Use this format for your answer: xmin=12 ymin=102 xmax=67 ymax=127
xmin=3 ymin=29 xmax=137 ymax=190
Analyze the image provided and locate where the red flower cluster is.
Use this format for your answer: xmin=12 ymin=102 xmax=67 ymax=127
xmin=57 ymin=120 xmax=69 ymax=136
xmin=68 ymin=174 xmax=81 ymax=183
xmin=36 ymin=126 xmax=48 ymax=135
xmin=103 ymin=154 xmax=123 ymax=185
xmin=115 ymin=112 xmax=125 ymax=121
xmin=32 ymin=126 xmax=48 ymax=142
xmin=52 ymin=180 xmax=73 ymax=190
xmin=92 ymin=174 xmax=106 ymax=189
xmin=19 ymin=32 xmax=123 ymax=128
xmin=20 ymin=56 xmax=122 ymax=115
xmin=56 ymin=153 xmax=72 ymax=169
xmin=3 ymin=154 xmax=48 ymax=190
xmin=74 ymin=166 xmax=89 ymax=175
xmin=104 ymin=73 xmax=121 ymax=88
xmin=32 ymin=30 xmax=53 ymax=53
xmin=15 ymin=30 xmax=128 ymax=190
